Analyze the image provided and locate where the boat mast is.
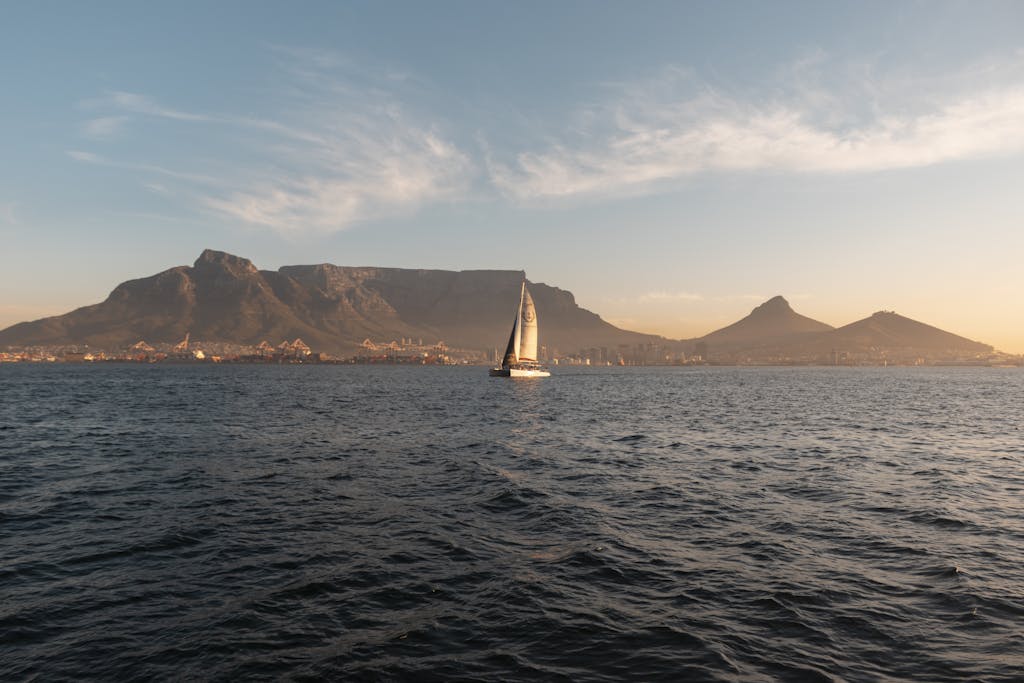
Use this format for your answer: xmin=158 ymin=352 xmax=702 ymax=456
xmin=501 ymin=281 xmax=525 ymax=367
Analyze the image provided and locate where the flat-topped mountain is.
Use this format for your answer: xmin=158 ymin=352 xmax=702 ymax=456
xmin=699 ymin=296 xmax=834 ymax=350
xmin=0 ymin=249 xmax=664 ymax=355
xmin=0 ymin=252 xmax=999 ymax=362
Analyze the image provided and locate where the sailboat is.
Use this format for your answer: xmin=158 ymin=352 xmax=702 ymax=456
xmin=489 ymin=281 xmax=551 ymax=378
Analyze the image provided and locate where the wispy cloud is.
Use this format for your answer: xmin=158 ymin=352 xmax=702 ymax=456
xmin=66 ymin=150 xmax=219 ymax=184
xmin=490 ymin=58 xmax=1024 ymax=200
xmin=610 ymin=290 xmax=788 ymax=306
xmin=637 ymin=291 xmax=704 ymax=303
xmin=604 ymin=290 xmax=705 ymax=306
xmin=67 ymin=149 xmax=103 ymax=163
xmin=84 ymin=90 xmax=323 ymax=144
xmin=75 ymin=49 xmax=1024 ymax=226
xmin=142 ymin=182 xmax=171 ymax=195
xmin=77 ymin=55 xmax=473 ymax=234
xmin=88 ymin=91 xmax=212 ymax=122
xmin=82 ymin=115 xmax=129 ymax=138
xmin=203 ymin=123 xmax=470 ymax=234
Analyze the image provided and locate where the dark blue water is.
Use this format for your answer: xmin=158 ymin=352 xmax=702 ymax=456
xmin=2 ymin=365 xmax=1022 ymax=681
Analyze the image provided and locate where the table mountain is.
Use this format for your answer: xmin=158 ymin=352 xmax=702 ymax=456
xmin=0 ymin=249 xmax=665 ymax=355
xmin=0 ymin=253 xmax=997 ymax=362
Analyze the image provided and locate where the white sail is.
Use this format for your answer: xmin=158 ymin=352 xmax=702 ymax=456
xmin=501 ymin=282 xmax=524 ymax=366
xmin=513 ymin=286 xmax=522 ymax=361
xmin=519 ymin=285 xmax=538 ymax=362
xmin=489 ymin=279 xmax=549 ymax=377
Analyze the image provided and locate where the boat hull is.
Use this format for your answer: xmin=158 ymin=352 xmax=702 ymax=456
xmin=489 ymin=366 xmax=551 ymax=378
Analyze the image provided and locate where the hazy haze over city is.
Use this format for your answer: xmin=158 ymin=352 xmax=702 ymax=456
xmin=2 ymin=1 xmax=1022 ymax=352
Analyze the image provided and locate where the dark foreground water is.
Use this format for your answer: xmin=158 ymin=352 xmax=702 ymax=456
xmin=1 ymin=365 xmax=1022 ymax=681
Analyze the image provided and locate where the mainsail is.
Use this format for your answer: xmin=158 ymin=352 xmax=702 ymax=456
xmin=490 ymin=279 xmax=550 ymax=377
xmin=519 ymin=286 xmax=538 ymax=362
xmin=501 ymin=282 xmax=525 ymax=366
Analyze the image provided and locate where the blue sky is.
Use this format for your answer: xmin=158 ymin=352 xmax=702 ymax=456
xmin=3 ymin=1 xmax=1023 ymax=351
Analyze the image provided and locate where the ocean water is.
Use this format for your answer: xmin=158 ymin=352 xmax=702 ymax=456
xmin=1 ymin=364 xmax=1022 ymax=681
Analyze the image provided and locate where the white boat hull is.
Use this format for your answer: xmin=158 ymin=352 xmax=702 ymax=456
xmin=489 ymin=366 xmax=551 ymax=378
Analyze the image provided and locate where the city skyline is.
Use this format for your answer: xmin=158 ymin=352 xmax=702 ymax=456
xmin=3 ymin=2 xmax=1023 ymax=351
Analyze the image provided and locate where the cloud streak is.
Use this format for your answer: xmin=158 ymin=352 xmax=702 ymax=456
xmin=97 ymin=91 xmax=212 ymax=122
xmin=490 ymin=62 xmax=1024 ymax=200
xmin=203 ymin=120 xmax=471 ymax=235
xmin=66 ymin=150 xmax=219 ymax=184
xmin=82 ymin=115 xmax=129 ymax=138
xmin=78 ymin=59 xmax=473 ymax=235
xmin=611 ymin=291 xmax=796 ymax=306
xmin=76 ymin=50 xmax=1024 ymax=228
xmin=637 ymin=291 xmax=704 ymax=303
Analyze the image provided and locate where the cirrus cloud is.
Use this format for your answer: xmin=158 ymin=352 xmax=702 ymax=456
xmin=76 ymin=54 xmax=474 ymax=235
xmin=203 ymin=121 xmax=471 ymax=235
xmin=489 ymin=59 xmax=1024 ymax=200
xmin=74 ymin=49 xmax=1024 ymax=230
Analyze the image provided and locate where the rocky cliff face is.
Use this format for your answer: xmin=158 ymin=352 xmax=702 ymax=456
xmin=0 ymin=250 xmax=664 ymax=354
xmin=0 ymin=252 xmax=996 ymax=360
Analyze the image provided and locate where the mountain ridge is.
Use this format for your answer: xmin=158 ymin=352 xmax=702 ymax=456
xmin=694 ymin=297 xmax=992 ymax=360
xmin=0 ymin=250 xmax=999 ymax=361
xmin=0 ymin=249 xmax=666 ymax=355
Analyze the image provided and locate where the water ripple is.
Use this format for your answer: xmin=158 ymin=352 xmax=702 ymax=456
xmin=1 ymin=365 xmax=1022 ymax=681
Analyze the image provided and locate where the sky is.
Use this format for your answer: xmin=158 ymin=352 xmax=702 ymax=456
xmin=2 ymin=1 xmax=1023 ymax=352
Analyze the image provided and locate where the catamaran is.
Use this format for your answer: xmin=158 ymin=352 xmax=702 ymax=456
xmin=489 ymin=282 xmax=551 ymax=378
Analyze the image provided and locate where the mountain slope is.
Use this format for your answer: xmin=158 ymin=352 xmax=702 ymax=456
xmin=823 ymin=311 xmax=992 ymax=354
xmin=695 ymin=297 xmax=992 ymax=360
xmin=700 ymin=296 xmax=834 ymax=349
xmin=0 ymin=249 xmax=665 ymax=355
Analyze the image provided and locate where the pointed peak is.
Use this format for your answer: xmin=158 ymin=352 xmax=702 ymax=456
xmin=752 ymin=295 xmax=792 ymax=314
